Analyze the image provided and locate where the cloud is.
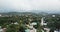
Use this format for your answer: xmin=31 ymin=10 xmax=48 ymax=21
xmin=0 ymin=0 xmax=60 ymax=12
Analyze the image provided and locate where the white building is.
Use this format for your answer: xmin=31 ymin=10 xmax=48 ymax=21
xmin=0 ymin=14 xmax=2 ymax=17
xmin=52 ymin=15 xmax=55 ymax=17
xmin=0 ymin=26 xmax=3 ymax=32
xmin=54 ymin=29 xmax=60 ymax=32
xmin=44 ymin=28 xmax=50 ymax=32
xmin=30 ymin=28 xmax=37 ymax=32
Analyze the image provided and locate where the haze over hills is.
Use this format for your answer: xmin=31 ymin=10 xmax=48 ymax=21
xmin=0 ymin=11 xmax=60 ymax=16
xmin=0 ymin=10 xmax=60 ymax=14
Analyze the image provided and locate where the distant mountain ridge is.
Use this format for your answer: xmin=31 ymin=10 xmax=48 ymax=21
xmin=0 ymin=12 xmax=60 ymax=15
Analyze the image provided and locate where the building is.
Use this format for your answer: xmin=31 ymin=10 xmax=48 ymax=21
xmin=0 ymin=14 xmax=2 ymax=17
xmin=41 ymin=17 xmax=50 ymax=32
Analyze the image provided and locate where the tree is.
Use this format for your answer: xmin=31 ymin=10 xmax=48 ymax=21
xmin=45 ymin=16 xmax=60 ymax=32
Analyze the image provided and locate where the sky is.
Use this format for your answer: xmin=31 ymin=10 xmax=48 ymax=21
xmin=0 ymin=0 xmax=60 ymax=13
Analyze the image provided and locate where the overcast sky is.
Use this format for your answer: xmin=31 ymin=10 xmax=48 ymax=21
xmin=0 ymin=0 xmax=60 ymax=13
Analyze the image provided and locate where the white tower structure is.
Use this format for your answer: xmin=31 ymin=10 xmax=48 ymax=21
xmin=0 ymin=14 xmax=2 ymax=17
xmin=41 ymin=17 xmax=44 ymax=26
xmin=41 ymin=17 xmax=47 ymax=26
xmin=0 ymin=26 xmax=3 ymax=32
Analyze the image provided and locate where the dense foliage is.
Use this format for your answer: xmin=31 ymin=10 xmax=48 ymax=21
xmin=0 ymin=15 xmax=41 ymax=32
